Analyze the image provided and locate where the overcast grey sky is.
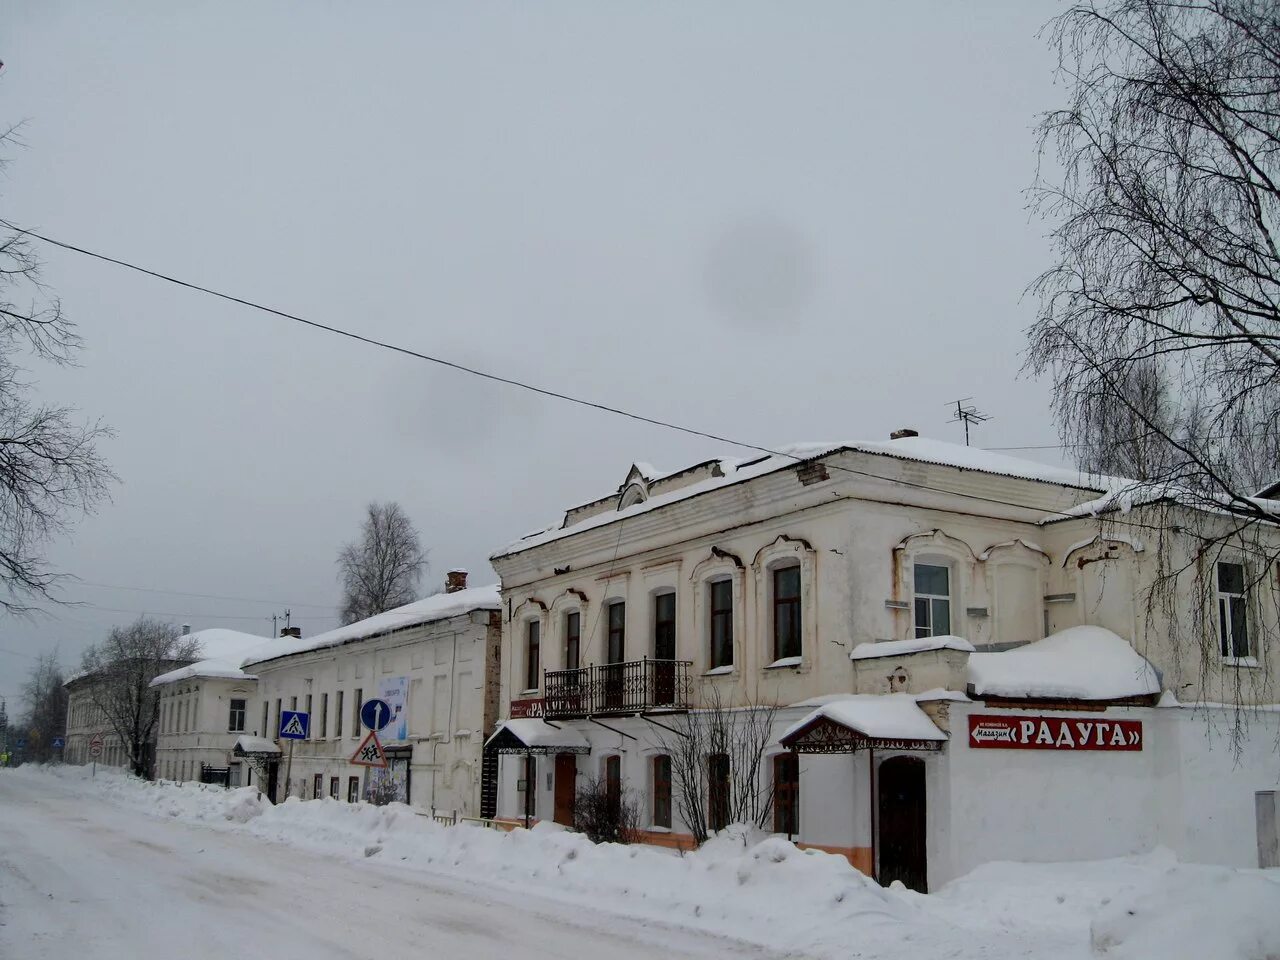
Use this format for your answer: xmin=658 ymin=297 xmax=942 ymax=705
xmin=1 ymin=1 xmax=1069 ymax=706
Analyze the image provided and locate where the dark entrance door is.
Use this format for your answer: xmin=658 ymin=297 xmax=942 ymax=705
xmin=266 ymin=759 xmax=280 ymax=803
xmin=554 ymin=753 xmax=577 ymax=826
xmin=877 ymin=756 xmax=927 ymax=892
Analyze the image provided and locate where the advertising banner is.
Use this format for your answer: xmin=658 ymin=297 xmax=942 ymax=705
xmin=378 ymin=675 xmax=410 ymax=743
xmin=968 ymin=713 xmax=1142 ymax=751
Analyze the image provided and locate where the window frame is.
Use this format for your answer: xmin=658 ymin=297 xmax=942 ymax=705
xmin=335 ymin=690 xmax=344 ymax=738
xmin=606 ymin=601 xmax=626 ymax=664
xmin=228 ymin=698 xmax=246 ymax=733
xmin=1216 ymin=561 xmax=1253 ymax=661
xmin=348 ymin=775 xmax=360 ymax=803
xmin=352 ymin=688 xmax=362 ymax=738
xmin=524 ymin=619 xmax=542 ymax=692
xmin=319 ymin=692 xmax=328 ymax=738
xmin=653 ymin=591 xmax=676 ymax=661
xmin=772 ymin=564 xmax=802 ymax=662
xmin=564 ymin=610 xmax=581 ymax=672
xmin=652 ymin=754 xmax=672 ymax=829
xmin=313 ymin=773 xmax=323 ymax=800
xmin=913 ymin=562 xmax=953 ymax=639
xmin=709 ymin=577 xmax=734 ymax=670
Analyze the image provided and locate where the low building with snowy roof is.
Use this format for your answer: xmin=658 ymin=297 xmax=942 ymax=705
xmin=487 ymin=430 xmax=1280 ymax=891
xmin=149 ymin=628 xmax=274 ymax=788
xmin=239 ymin=572 xmax=501 ymax=815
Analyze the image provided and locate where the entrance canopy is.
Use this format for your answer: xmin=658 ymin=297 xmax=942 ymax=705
xmin=485 ymin=718 xmax=591 ymax=755
xmin=780 ymin=695 xmax=947 ymax=754
xmin=232 ymin=735 xmax=281 ymax=758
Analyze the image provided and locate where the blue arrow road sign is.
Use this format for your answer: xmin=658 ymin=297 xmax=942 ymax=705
xmin=51 ymin=737 xmax=64 ymax=749
xmin=15 ymin=739 xmax=26 ymax=750
xmin=279 ymin=710 xmax=310 ymax=740
xmin=361 ymin=698 xmax=392 ymax=732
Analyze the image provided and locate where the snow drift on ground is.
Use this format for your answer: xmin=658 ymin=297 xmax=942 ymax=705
xmin=13 ymin=765 xmax=1280 ymax=960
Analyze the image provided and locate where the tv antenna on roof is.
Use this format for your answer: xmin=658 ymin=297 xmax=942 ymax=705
xmin=947 ymin=398 xmax=990 ymax=447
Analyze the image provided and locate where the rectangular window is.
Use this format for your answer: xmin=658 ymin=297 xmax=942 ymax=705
xmin=654 ymin=592 xmax=676 ymax=660
xmin=320 ymin=693 xmax=328 ymax=738
xmin=525 ymin=620 xmax=541 ymax=692
xmin=524 ymin=755 xmax=538 ymax=821
xmin=709 ymin=579 xmax=734 ymax=669
xmin=1217 ymin=562 xmax=1251 ymax=658
xmin=565 ymin=611 xmax=581 ymax=671
xmin=335 ymin=691 xmax=344 ymax=738
xmin=329 ymin=776 xmax=340 ymax=799
xmin=352 ymin=688 xmax=362 ymax=737
xmin=607 ymin=602 xmax=626 ymax=663
xmin=708 ymin=753 xmax=730 ymax=832
xmin=348 ymin=775 xmax=360 ymax=803
xmin=604 ymin=755 xmax=621 ymax=821
xmin=305 ymin=694 xmax=313 ymax=738
xmin=914 ymin=563 xmax=952 ymax=638
xmin=274 ymin=699 xmax=282 ymax=740
xmin=228 ymin=698 xmax=246 ymax=733
xmin=652 ymin=755 xmax=672 ymax=829
xmin=290 ymin=696 xmax=297 ymax=710
xmin=261 ymin=702 xmax=269 ymax=739
xmin=313 ymin=773 xmax=323 ymax=800
xmin=773 ymin=566 xmax=802 ymax=660
xmin=773 ymin=752 xmax=799 ymax=836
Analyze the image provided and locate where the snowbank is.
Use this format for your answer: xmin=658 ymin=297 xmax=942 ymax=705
xmin=968 ymin=625 xmax=1161 ymax=701
xmin=11 ymin=765 xmax=1278 ymax=960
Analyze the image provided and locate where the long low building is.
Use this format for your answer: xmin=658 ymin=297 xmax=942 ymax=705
xmin=486 ymin=433 xmax=1280 ymax=890
xmin=241 ymin=571 xmax=501 ymax=815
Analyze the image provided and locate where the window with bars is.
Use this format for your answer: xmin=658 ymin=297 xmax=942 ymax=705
xmin=773 ymin=752 xmax=799 ymax=836
xmin=913 ymin=563 xmax=952 ymax=638
xmin=709 ymin=579 xmax=733 ymax=669
xmin=1217 ymin=562 xmax=1251 ymax=659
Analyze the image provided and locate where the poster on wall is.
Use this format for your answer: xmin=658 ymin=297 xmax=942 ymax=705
xmin=378 ymin=675 xmax=410 ymax=743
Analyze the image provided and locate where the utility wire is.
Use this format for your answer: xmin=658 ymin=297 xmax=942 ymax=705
xmin=0 ymin=219 xmax=1219 ymax=534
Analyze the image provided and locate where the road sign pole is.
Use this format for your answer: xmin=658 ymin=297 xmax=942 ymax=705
xmin=285 ymin=738 xmax=294 ymax=799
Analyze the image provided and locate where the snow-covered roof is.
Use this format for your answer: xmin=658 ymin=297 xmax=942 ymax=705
xmin=967 ymin=625 xmax=1161 ymax=701
xmin=780 ymin=694 xmax=948 ymax=744
xmin=485 ymin=718 xmax=591 ymax=751
xmin=232 ymin=735 xmax=280 ymax=756
xmin=494 ymin=436 xmax=1115 ymax=559
xmin=242 ymin=585 xmax=500 ymax=668
xmin=850 ymin=635 xmax=976 ymax=661
xmin=150 ymin=629 xmax=271 ymax=687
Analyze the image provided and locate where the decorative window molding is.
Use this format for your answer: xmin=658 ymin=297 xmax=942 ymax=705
xmin=752 ymin=535 xmax=818 ymax=669
xmin=690 ymin=548 xmax=747 ymax=674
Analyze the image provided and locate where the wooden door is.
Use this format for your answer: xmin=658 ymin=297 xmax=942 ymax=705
xmin=554 ymin=754 xmax=577 ymax=826
xmin=877 ymin=756 xmax=927 ymax=892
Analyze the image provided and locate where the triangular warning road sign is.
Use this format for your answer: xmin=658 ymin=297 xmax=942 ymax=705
xmin=350 ymin=730 xmax=388 ymax=768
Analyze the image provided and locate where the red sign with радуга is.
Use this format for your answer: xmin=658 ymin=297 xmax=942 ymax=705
xmin=968 ymin=713 xmax=1142 ymax=751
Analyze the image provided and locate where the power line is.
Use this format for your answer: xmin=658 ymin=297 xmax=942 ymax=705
xmin=71 ymin=578 xmax=335 ymax=610
xmin=0 ymin=219 xmax=1233 ymax=535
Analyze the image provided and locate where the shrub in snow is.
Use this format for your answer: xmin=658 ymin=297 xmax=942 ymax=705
xmin=572 ymin=775 xmax=642 ymax=844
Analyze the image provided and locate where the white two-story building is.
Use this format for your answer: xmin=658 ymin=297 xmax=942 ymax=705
xmin=151 ymin=628 xmax=273 ymax=787
xmin=487 ymin=432 xmax=1280 ymax=890
xmin=241 ymin=572 xmax=501 ymax=815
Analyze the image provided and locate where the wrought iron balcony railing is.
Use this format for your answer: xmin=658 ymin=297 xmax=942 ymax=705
xmin=543 ymin=658 xmax=692 ymax=719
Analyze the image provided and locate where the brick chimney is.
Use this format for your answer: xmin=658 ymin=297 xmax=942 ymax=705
xmin=890 ymin=428 xmax=919 ymax=440
xmin=445 ymin=569 xmax=468 ymax=594
xmin=280 ymin=626 xmax=301 ymax=639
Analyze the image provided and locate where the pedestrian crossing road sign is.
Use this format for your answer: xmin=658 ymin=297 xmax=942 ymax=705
xmin=350 ymin=730 xmax=388 ymax=768
xmin=279 ymin=710 xmax=310 ymax=740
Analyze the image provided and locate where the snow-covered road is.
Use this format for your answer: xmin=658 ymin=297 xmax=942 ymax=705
xmin=0 ymin=773 xmax=773 ymax=960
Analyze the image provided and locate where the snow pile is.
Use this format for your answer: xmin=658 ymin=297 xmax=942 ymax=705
xmin=29 ymin=764 xmax=268 ymax=824
xmin=780 ymin=694 xmax=948 ymax=743
xmin=968 ymin=626 xmax=1161 ymax=701
xmin=1089 ymin=861 xmax=1280 ymax=960
xmin=851 ymin=635 xmax=975 ymax=660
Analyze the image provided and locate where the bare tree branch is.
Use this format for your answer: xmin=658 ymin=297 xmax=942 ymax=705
xmin=336 ymin=501 xmax=428 ymax=624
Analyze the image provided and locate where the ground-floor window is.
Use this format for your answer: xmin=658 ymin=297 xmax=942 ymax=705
xmin=329 ymin=776 xmax=339 ymax=799
xmin=313 ymin=774 xmax=323 ymax=799
xmin=652 ymin=755 xmax=672 ymax=828
xmin=773 ymin=752 xmax=799 ymax=836
xmin=348 ymin=775 xmax=360 ymax=803
xmin=229 ymin=763 xmax=242 ymax=788
xmin=523 ymin=755 xmax=538 ymax=822
xmin=708 ymin=753 xmax=730 ymax=832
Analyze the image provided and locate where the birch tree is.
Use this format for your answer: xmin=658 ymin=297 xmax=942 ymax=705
xmin=337 ymin=501 xmax=428 ymax=624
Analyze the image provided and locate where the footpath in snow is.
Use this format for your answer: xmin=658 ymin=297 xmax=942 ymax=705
xmin=8 ymin=765 xmax=1280 ymax=960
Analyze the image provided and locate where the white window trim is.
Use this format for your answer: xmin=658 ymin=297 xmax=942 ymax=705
xmin=912 ymin=560 xmax=954 ymax=639
xmin=1215 ymin=560 xmax=1253 ymax=663
xmin=752 ymin=536 xmax=817 ymax=671
xmin=690 ymin=553 xmax=745 ymax=676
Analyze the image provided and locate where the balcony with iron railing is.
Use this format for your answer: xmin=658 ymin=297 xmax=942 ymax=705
xmin=542 ymin=658 xmax=693 ymax=719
